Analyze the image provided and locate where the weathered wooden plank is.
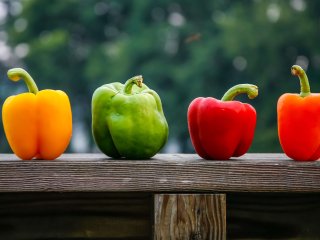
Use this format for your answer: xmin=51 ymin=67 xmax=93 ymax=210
xmin=0 ymin=153 xmax=319 ymax=192
xmin=0 ymin=192 xmax=152 ymax=240
xmin=154 ymin=194 xmax=226 ymax=240
xmin=0 ymin=192 xmax=319 ymax=239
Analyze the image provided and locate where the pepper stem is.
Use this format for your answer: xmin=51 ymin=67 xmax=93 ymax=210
xmin=123 ymin=75 xmax=143 ymax=94
xmin=221 ymin=84 xmax=258 ymax=101
xmin=291 ymin=65 xmax=311 ymax=97
xmin=7 ymin=68 xmax=39 ymax=94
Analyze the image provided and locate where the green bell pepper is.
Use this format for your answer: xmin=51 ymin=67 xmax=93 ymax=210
xmin=92 ymin=75 xmax=169 ymax=159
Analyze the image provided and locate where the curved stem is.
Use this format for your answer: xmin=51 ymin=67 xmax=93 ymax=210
xmin=221 ymin=84 xmax=258 ymax=101
xmin=7 ymin=68 xmax=39 ymax=94
xmin=291 ymin=65 xmax=311 ymax=97
xmin=123 ymin=75 xmax=143 ymax=94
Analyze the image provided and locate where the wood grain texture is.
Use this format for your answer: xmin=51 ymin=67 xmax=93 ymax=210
xmin=0 ymin=192 xmax=152 ymax=240
xmin=154 ymin=194 xmax=226 ymax=240
xmin=0 ymin=153 xmax=319 ymax=192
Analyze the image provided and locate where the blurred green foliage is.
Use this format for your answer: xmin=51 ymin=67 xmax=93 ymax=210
xmin=1 ymin=0 xmax=320 ymax=153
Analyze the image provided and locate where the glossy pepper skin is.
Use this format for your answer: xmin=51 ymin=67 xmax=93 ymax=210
xmin=278 ymin=65 xmax=320 ymax=161
xmin=188 ymin=84 xmax=258 ymax=160
xmin=92 ymin=75 xmax=168 ymax=159
xmin=2 ymin=68 xmax=72 ymax=160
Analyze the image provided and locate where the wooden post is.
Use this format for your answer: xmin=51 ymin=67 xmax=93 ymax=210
xmin=154 ymin=194 xmax=226 ymax=240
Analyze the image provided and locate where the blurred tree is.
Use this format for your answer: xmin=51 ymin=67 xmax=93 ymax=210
xmin=1 ymin=0 xmax=319 ymax=154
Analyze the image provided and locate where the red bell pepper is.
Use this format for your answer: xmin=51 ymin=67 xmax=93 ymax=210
xmin=188 ymin=84 xmax=258 ymax=160
xmin=278 ymin=65 xmax=320 ymax=161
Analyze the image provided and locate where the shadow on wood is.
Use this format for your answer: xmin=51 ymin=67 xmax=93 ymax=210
xmin=227 ymin=193 xmax=320 ymax=239
xmin=0 ymin=192 xmax=152 ymax=240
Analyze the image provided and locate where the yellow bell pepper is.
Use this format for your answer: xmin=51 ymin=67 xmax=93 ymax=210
xmin=2 ymin=68 xmax=72 ymax=160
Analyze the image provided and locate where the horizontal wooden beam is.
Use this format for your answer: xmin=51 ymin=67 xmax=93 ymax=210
xmin=0 ymin=153 xmax=319 ymax=192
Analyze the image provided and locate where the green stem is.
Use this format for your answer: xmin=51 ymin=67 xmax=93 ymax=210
xmin=291 ymin=65 xmax=311 ymax=97
xmin=123 ymin=75 xmax=143 ymax=94
xmin=221 ymin=84 xmax=258 ymax=101
xmin=7 ymin=68 xmax=39 ymax=94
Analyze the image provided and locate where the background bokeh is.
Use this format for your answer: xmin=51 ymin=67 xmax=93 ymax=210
xmin=0 ymin=0 xmax=319 ymax=154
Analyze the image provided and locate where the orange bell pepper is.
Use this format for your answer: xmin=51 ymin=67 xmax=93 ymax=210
xmin=277 ymin=65 xmax=320 ymax=161
xmin=2 ymin=68 xmax=72 ymax=160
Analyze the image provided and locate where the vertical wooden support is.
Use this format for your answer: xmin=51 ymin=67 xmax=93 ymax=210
xmin=154 ymin=194 xmax=226 ymax=240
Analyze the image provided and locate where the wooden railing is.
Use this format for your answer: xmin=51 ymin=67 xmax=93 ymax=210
xmin=0 ymin=153 xmax=319 ymax=239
